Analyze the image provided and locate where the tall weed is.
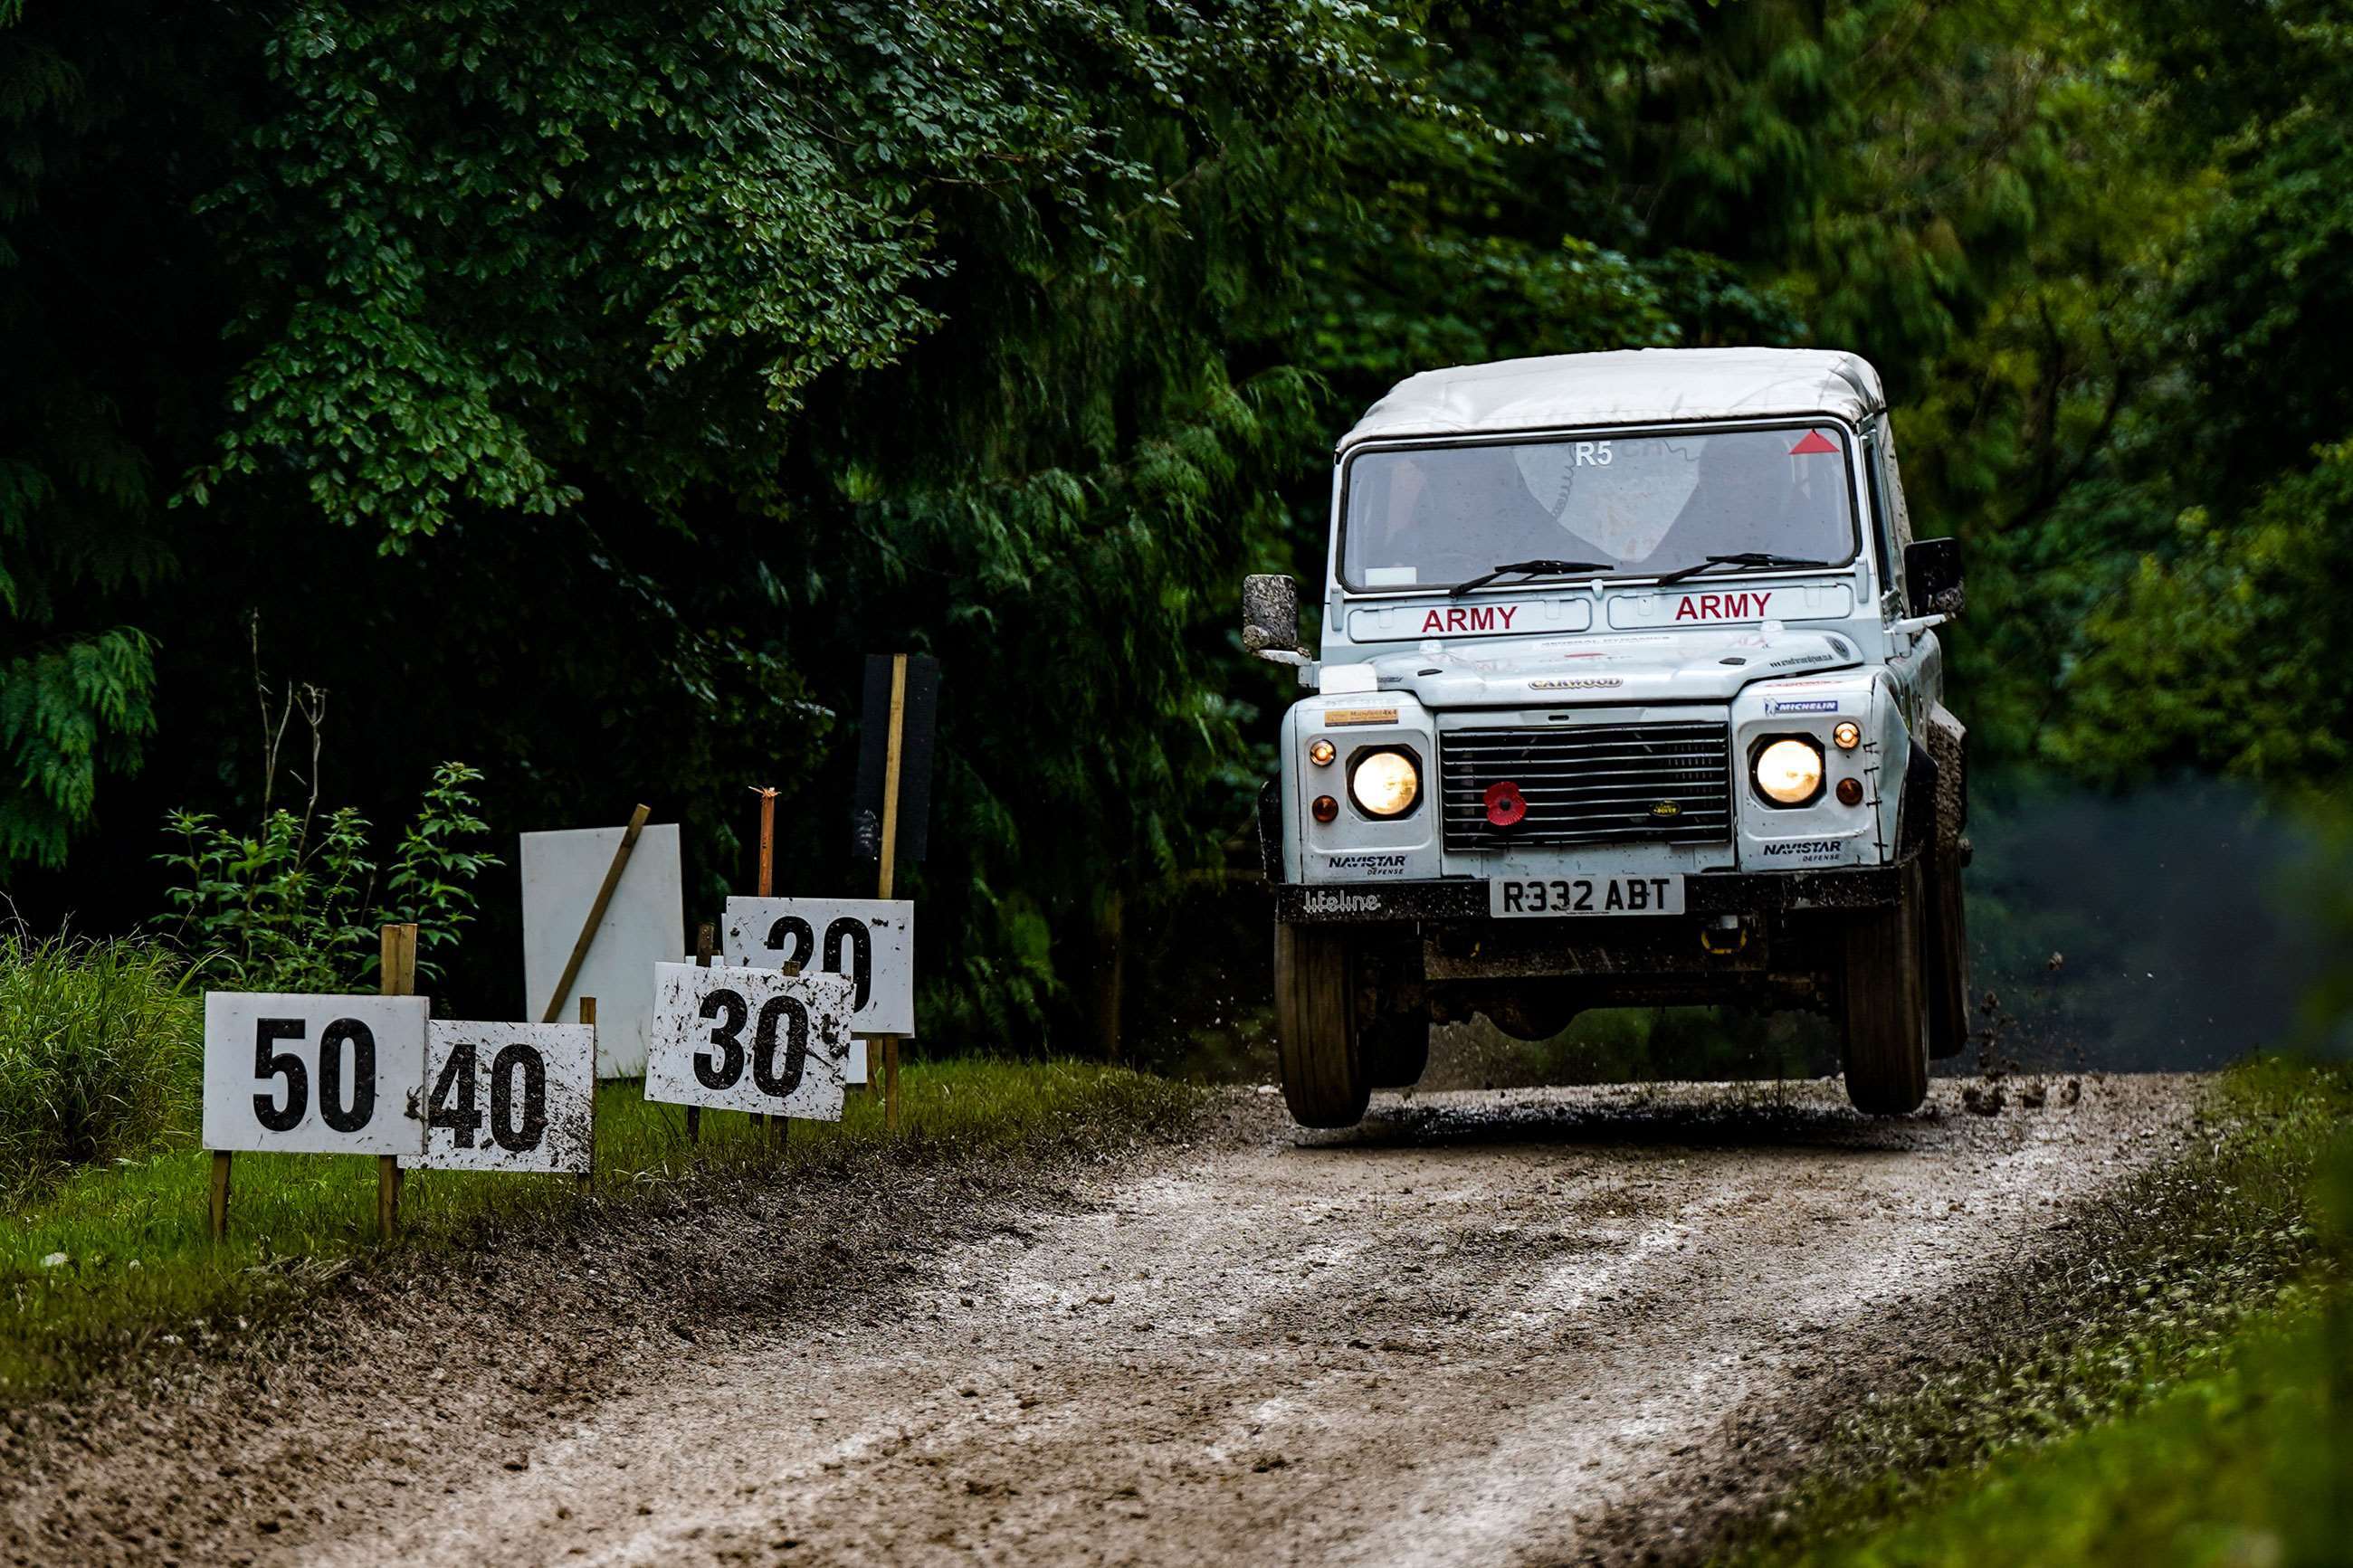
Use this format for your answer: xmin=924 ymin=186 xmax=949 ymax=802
xmin=0 ymin=936 xmax=195 ymax=1204
xmin=156 ymin=761 xmax=499 ymax=990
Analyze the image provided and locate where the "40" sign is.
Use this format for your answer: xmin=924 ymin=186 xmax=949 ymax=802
xmin=408 ymin=1022 xmax=595 ymax=1174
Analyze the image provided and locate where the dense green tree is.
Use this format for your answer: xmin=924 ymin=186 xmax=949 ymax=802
xmin=3 ymin=0 xmax=2340 ymax=1042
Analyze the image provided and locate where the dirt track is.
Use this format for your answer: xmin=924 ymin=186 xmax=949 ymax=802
xmin=2 ymin=1074 xmax=2201 ymax=1567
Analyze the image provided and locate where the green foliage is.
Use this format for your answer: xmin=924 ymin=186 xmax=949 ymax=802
xmin=1726 ymin=1060 xmax=2353 ymax=1567
xmin=155 ymin=763 xmax=499 ymax=991
xmin=0 ymin=629 xmax=157 ymax=869
xmin=0 ymin=936 xmax=195 ymax=1205
xmin=1748 ymin=1299 xmax=2353 ymax=1567
xmin=0 ymin=4 xmax=224 ymax=870
xmin=5 ymin=0 xmax=2352 ymax=1038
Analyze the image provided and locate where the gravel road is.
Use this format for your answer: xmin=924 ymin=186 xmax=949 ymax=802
xmin=3 ymin=1073 xmax=2201 ymax=1567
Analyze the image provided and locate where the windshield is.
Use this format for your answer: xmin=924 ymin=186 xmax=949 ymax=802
xmin=1340 ymin=425 xmax=1859 ymax=591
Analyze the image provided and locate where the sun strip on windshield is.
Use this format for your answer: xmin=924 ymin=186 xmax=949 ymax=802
xmin=1332 ymin=417 xmax=1867 ymax=597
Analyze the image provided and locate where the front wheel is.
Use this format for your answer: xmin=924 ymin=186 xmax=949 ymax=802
xmin=1274 ymin=923 xmax=1369 ymax=1128
xmin=1839 ymin=858 xmax=1931 ymax=1115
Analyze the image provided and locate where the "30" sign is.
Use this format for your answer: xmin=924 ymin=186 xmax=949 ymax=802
xmin=643 ymin=963 xmax=854 ymax=1121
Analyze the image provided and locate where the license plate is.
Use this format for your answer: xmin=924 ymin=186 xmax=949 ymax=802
xmin=1489 ymin=875 xmax=1685 ymax=917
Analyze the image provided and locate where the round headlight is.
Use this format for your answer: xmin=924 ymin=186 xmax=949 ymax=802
xmin=1754 ymin=738 xmax=1825 ymax=805
xmin=1349 ymin=749 xmax=1420 ymax=817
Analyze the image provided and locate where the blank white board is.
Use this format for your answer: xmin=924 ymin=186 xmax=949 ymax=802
xmin=521 ymin=822 xmax=682 ymax=1078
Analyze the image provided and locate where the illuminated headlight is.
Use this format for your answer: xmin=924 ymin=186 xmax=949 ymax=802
xmin=1753 ymin=738 xmax=1825 ymax=806
xmin=1348 ymin=749 xmax=1420 ymax=817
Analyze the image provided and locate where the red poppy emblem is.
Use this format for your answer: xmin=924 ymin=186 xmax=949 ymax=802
xmin=1484 ymin=781 xmax=1527 ymax=829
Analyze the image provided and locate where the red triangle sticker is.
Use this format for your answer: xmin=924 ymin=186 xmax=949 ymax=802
xmin=1789 ymin=430 xmax=1839 ymax=455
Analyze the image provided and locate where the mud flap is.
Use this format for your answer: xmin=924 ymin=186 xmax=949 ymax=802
xmin=1257 ymin=778 xmax=1285 ymax=884
xmin=1921 ymin=706 xmax=1970 ymax=1059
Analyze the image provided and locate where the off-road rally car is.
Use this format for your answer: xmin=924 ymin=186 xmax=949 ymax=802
xmin=1246 ymin=347 xmax=1970 ymax=1127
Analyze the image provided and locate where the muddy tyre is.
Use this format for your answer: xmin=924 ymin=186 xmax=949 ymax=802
xmin=1839 ymin=858 xmax=1930 ymax=1115
xmin=1923 ymin=845 xmax=1971 ymax=1060
xmin=1274 ymin=923 xmax=1369 ymax=1127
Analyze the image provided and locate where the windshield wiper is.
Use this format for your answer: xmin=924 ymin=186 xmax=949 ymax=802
xmin=1652 ymin=552 xmax=1835 ymax=587
xmin=1449 ymin=558 xmax=1615 ymax=599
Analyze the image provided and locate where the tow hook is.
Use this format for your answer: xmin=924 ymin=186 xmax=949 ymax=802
xmin=1700 ymin=914 xmax=1749 ymax=956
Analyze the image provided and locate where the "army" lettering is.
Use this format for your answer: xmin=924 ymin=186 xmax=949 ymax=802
xmin=1420 ymin=603 xmax=1522 ymax=635
xmin=1673 ymin=591 xmax=1773 ymax=622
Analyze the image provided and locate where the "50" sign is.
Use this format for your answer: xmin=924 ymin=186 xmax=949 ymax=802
xmin=203 ymin=994 xmax=428 ymax=1156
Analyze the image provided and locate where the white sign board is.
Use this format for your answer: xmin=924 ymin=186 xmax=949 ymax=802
xmin=644 ymin=963 xmax=854 ymax=1122
xmin=405 ymin=1022 xmax=595 ymax=1174
xmin=521 ymin=822 xmax=683 ymax=1078
xmin=203 ymin=993 xmax=428 ymax=1156
xmin=721 ymin=897 xmax=915 ymax=1038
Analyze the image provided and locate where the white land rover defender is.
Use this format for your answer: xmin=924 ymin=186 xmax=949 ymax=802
xmin=1245 ymin=347 xmax=1970 ymax=1127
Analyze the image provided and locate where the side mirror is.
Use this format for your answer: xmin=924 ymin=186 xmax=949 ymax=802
xmin=1242 ymin=573 xmax=1303 ymax=657
xmin=1905 ymin=537 xmax=1965 ymax=618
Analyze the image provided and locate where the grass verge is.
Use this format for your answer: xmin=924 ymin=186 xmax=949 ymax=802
xmin=0 ymin=936 xmax=196 ymax=1203
xmin=1718 ymin=1058 xmax=2353 ymax=1568
xmin=1 ymin=1057 xmax=1201 ymax=1402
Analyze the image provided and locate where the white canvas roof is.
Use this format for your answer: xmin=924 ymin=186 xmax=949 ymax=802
xmin=1338 ymin=347 xmax=1886 ymax=451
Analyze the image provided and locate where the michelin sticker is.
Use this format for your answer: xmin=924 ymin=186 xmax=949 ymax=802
xmin=1765 ymin=698 xmax=1840 ymax=715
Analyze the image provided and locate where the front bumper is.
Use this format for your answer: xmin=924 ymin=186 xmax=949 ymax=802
xmin=1273 ymin=865 xmax=1901 ymax=924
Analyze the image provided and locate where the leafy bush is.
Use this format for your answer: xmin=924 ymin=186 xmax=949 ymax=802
xmin=156 ymin=762 xmax=500 ymax=991
xmin=0 ymin=935 xmax=195 ymax=1204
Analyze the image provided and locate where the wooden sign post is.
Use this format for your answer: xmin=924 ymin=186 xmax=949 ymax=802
xmin=208 ymin=1148 xmax=232 ymax=1242
xmin=755 ymin=785 xmax=778 ymax=898
xmin=577 ymin=995 xmax=597 ymax=1193
xmin=851 ymin=652 xmax=936 ymax=1137
xmin=378 ymin=921 xmax=418 ymax=1240
xmin=876 ymin=655 xmax=907 ymax=1134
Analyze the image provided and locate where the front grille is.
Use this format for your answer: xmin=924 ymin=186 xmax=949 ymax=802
xmin=1440 ymin=720 xmax=1733 ymax=851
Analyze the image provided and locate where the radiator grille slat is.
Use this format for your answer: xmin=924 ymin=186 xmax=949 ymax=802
xmin=1440 ymin=720 xmax=1733 ymax=851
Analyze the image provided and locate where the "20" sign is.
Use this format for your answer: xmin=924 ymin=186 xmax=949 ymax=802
xmin=722 ymin=898 xmax=913 ymax=1038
